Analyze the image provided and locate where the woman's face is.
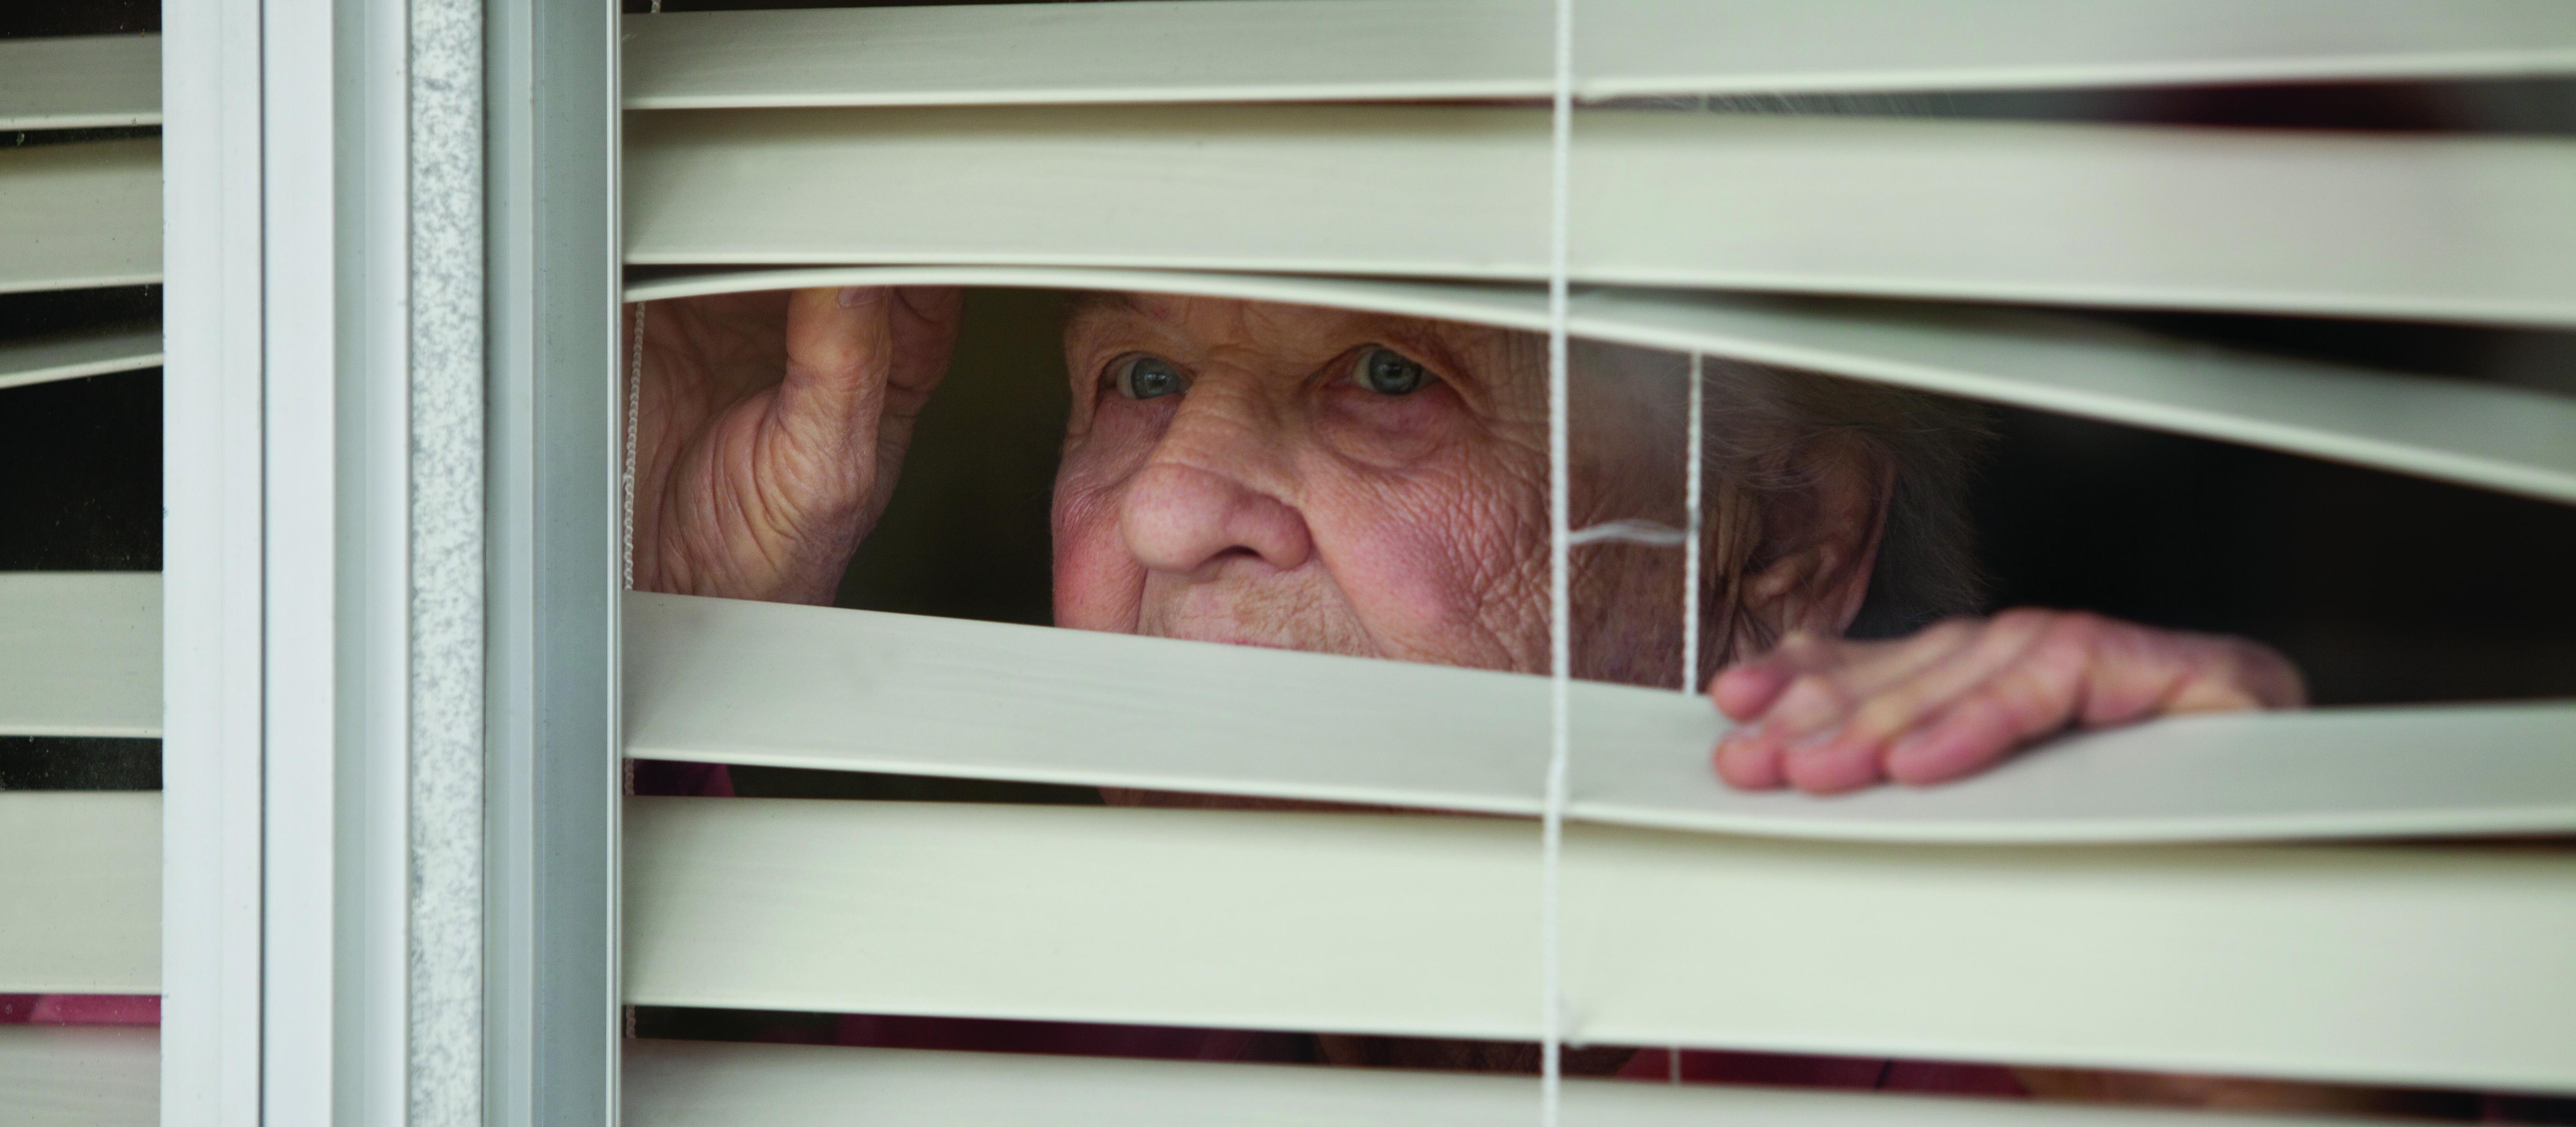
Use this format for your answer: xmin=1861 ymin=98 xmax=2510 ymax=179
xmin=1053 ymin=293 xmax=1691 ymax=681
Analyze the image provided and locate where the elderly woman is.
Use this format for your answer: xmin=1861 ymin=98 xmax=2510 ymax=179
xmin=635 ymin=285 xmax=2305 ymax=795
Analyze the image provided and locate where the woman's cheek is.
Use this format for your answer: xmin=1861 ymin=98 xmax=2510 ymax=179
xmin=1310 ymin=463 xmax=1545 ymax=671
xmin=1050 ymin=478 xmax=1147 ymax=632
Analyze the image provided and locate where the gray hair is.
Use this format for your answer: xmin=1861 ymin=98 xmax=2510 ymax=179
xmin=1697 ymin=356 xmax=1989 ymax=641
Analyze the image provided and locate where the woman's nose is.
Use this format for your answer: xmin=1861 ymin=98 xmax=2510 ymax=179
xmin=1118 ymin=461 xmax=1313 ymax=577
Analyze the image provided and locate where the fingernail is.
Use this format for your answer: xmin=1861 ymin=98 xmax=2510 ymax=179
xmin=1884 ymin=733 xmax=1942 ymax=778
xmin=837 ymin=286 xmax=885 ymax=309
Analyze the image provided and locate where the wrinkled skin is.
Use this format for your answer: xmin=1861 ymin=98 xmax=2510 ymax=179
xmin=632 ymin=286 xmax=2303 ymax=796
xmin=630 ymin=287 xmax=963 ymax=605
xmin=1709 ymin=612 xmax=2306 ymax=792
xmin=1054 ymin=293 xmax=1553 ymax=671
xmin=630 ymin=286 xmax=2342 ymax=1105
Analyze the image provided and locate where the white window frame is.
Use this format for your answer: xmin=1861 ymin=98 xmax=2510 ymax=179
xmin=158 ymin=0 xmax=620 ymax=1122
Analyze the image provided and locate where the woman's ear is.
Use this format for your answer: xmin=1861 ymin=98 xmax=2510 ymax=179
xmin=1726 ymin=434 xmax=1891 ymax=655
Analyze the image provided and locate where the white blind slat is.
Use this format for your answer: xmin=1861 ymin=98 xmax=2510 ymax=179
xmin=0 ymin=792 xmax=159 ymax=993
xmin=625 ymin=797 xmax=2576 ymax=1092
xmin=20 ymin=787 xmax=2566 ymax=1086
xmin=0 ymin=573 xmax=162 ymax=739
xmin=1578 ymin=287 xmax=2576 ymax=507
xmin=0 ymin=1027 xmax=157 ymax=1127
xmin=1585 ymin=0 xmax=2576 ymax=96
xmin=634 ymin=266 xmax=2576 ymax=506
xmin=627 ymin=1039 xmax=2409 ymax=1127
xmin=625 ymin=0 xmax=1542 ymax=111
xmin=0 ymin=34 xmax=160 ymax=131
xmin=0 ymin=324 xmax=162 ymax=392
xmin=0 ymin=139 xmax=162 ymax=296
xmin=626 ymin=592 xmax=2576 ymax=844
xmin=624 ymin=0 xmax=2576 ymax=111
xmin=626 ymin=107 xmax=2576 ymax=327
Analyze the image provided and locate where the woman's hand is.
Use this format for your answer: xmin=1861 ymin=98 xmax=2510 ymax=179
xmin=629 ymin=286 xmax=962 ymax=605
xmin=1708 ymin=609 xmax=2306 ymax=794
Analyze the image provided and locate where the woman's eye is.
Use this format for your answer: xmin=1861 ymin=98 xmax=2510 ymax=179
xmin=1114 ymin=355 xmax=1190 ymax=400
xmin=1355 ymin=347 xmax=1429 ymax=396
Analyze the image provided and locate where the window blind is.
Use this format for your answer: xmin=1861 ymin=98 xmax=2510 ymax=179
xmin=0 ymin=28 xmax=168 ymax=1122
xmin=626 ymin=590 xmax=2576 ymax=844
xmin=627 ymin=105 xmax=2576 ymax=326
xmin=623 ymin=796 xmax=2576 ymax=1092
xmin=0 ymin=139 xmax=161 ymax=296
xmin=622 ymin=0 xmax=2576 ymax=109
xmin=0 ymin=33 xmax=163 ymax=388
xmin=623 ymin=1039 xmax=2424 ymax=1127
xmin=0 ymin=573 xmax=162 ymax=739
xmin=0 ymin=325 xmax=162 ymax=393
xmin=0 ymin=34 xmax=159 ymax=131
xmin=0 ymin=791 xmax=159 ymax=995
xmin=612 ymin=0 xmax=2576 ymax=1119
xmin=0 ymin=1026 xmax=155 ymax=1127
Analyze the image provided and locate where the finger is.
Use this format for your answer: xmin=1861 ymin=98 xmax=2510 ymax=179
xmin=882 ymin=286 xmax=964 ymax=412
xmin=1709 ymin=630 xmax=1868 ymax=721
xmin=1708 ymin=658 xmax=1798 ymax=723
xmin=1709 ymin=633 xmax=1849 ymax=790
xmin=2165 ymin=637 xmax=2306 ymax=713
xmin=1711 ymin=625 xmax=1973 ymax=790
xmin=1750 ymin=620 xmax=1990 ymax=735
xmin=2079 ymin=626 xmax=2306 ymax=722
xmin=776 ymin=287 xmax=893 ymax=442
xmin=1781 ymin=608 xmax=2054 ymax=753
xmin=1882 ymin=618 xmax=2102 ymax=785
xmin=1767 ymin=613 xmax=2063 ymax=793
xmin=1709 ymin=632 xmax=1887 ymax=727
xmin=1713 ymin=728 xmax=1791 ymax=790
xmin=1765 ymin=636 xmax=1981 ymax=795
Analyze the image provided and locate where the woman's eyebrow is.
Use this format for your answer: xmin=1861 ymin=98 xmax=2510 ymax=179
xmin=1372 ymin=317 xmax=1492 ymax=389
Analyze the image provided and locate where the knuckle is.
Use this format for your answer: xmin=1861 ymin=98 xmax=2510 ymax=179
xmin=1987 ymin=671 xmax=2074 ymax=733
xmin=1779 ymin=671 xmax=1860 ymax=716
xmin=2049 ymin=609 xmax=2111 ymax=640
xmin=1850 ymin=695 xmax=1918 ymax=738
xmin=1943 ymin=694 xmax=2025 ymax=747
xmin=1992 ymin=607 xmax=2055 ymax=631
xmin=2032 ymin=614 xmax=2113 ymax=665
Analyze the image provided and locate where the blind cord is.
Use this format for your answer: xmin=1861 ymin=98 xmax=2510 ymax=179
xmin=1681 ymin=351 xmax=1703 ymax=696
xmin=622 ymin=302 xmax=645 ymax=805
xmin=631 ymin=0 xmax=660 ymax=805
xmin=1541 ymin=0 xmax=1574 ymax=1116
xmin=624 ymin=301 xmax=645 ymax=592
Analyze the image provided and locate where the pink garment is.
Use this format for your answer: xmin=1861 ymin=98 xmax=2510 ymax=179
xmin=1611 ymin=1045 xmax=2026 ymax=1095
xmin=825 ymin=1011 xmax=2029 ymax=1095
xmin=0 ymin=994 xmax=159 ymax=1025
xmin=832 ymin=1014 xmax=1286 ymax=1063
